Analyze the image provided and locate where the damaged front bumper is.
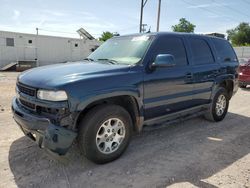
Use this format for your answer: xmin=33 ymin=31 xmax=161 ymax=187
xmin=12 ymin=97 xmax=77 ymax=155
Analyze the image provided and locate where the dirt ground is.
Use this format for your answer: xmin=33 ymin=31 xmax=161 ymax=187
xmin=0 ymin=72 xmax=249 ymax=188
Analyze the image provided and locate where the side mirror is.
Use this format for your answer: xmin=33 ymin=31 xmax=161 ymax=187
xmin=151 ymin=54 xmax=176 ymax=68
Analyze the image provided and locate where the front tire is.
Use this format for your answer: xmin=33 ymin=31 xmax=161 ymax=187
xmin=78 ymin=104 xmax=132 ymax=164
xmin=204 ymin=87 xmax=229 ymax=122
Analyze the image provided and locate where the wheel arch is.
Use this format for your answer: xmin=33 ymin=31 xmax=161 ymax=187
xmin=218 ymin=79 xmax=234 ymax=99
xmin=74 ymin=93 xmax=144 ymax=133
xmin=212 ymin=77 xmax=235 ymax=100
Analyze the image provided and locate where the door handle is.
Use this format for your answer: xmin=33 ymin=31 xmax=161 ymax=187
xmin=186 ymin=72 xmax=193 ymax=79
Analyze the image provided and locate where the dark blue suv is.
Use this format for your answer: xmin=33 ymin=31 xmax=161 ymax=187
xmin=12 ymin=32 xmax=239 ymax=163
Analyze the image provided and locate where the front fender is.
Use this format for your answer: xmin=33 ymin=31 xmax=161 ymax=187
xmin=75 ymin=88 xmax=143 ymax=112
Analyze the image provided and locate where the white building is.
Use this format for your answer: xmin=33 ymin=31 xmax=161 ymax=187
xmin=234 ymin=47 xmax=250 ymax=59
xmin=0 ymin=29 xmax=101 ymax=69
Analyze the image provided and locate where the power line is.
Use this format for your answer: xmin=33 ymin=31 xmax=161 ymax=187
xmin=38 ymin=28 xmax=102 ymax=36
xmin=143 ymin=0 xmax=149 ymax=7
xmin=180 ymin=0 xmax=241 ymax=23
xmin=38 ymin=26 xmax=138 ymax=37
xmin=181 ymin=0 xmax=223 ymax=17
xmin=205 ymin=1 xmax=250 ymax=21
xmin=223 ymin=4 xmax=250 ymax=18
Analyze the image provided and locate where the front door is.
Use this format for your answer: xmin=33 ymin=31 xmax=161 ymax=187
xmin=143 ymin=36 xmax=194 ymax=120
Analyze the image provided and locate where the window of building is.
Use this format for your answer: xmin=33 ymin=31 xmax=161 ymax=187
xmin=28 ymin=40 xmax=32 ymax=44
xmin=152 ymin=37 xmax=188 ymax=66
xmin=189 ymin=38 xmax=214 ymax=65
xmin=212 ymin=38 xmax=237 ymax=62
xmin=75 ymin=43 xmax=78 ymax=47
xmin=6 ymin=38 xmax=14 ymax=47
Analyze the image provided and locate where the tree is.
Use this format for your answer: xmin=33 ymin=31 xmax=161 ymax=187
xmin=172 ymin=18 xmax=196 ymax=33
xmin=227 ymin=22 xmax=250 ymax=46
xmin=99 ymin=31 xmax=120 ymax=41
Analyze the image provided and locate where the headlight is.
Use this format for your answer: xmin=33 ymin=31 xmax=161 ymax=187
xmin=37 ymin=90 xmax=68 ymax=101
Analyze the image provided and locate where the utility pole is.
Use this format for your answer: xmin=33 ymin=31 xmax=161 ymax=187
xmin=139 ymin=0 xmax=143 ymax=33
xmin=35 ymin=28 xmax=39 ymax=66
xmin=156 ymin=0 xmax=161 ymax=32
xmin=139 ymin=0 xmax=148 ymax=33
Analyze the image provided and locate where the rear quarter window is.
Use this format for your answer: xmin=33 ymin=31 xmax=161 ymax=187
xmin=212 ymin=38 xmax=237 ymax=62
xmin=189 ymin=38 xmax=214 ymax=65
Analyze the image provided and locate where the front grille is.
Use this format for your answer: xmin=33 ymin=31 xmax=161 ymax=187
xmin=39 ymin=106 xmax=60 ymax=114
xmin=17 ymin=83 xmax=36 ymax=97
xmin=19 ymin=98 xmax=36 ymax=110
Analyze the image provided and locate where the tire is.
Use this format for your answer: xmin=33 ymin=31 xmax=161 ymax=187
xmin=78 ymin=104 xmax=132 ymax=164
xmin=239 ymin=83 xmax=247 ymax=88
xmin=204 ymin=87 xmax=229 ymax=122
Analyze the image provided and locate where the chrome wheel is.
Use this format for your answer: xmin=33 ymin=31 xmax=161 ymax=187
xmin=215 ymin=94 xmax=226 ymax=116
xmin=96 ymin=118 xmax=126 ymax=154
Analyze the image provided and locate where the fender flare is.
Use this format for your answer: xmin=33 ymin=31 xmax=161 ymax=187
xmin=210 ymin=75 xmax=235 ymax=100
xmin=73 ymin=89 xmax=144 ymax=132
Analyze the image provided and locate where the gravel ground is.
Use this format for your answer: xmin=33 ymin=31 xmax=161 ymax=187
xmin=0 ymin=72 xmax=249 ymax=188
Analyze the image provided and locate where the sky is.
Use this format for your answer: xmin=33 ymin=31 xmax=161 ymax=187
xmin=0 ymin=0 xmax=249 ymax=39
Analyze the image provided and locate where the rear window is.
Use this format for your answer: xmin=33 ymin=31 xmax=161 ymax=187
xmin=212 ymin=38 xmax=237 ymax=62
xmin=189 ymin=38 xmax=214 ymax=65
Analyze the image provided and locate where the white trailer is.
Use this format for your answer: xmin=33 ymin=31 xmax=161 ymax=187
xmin=234 ymin=47 xmax=250 ymax=59
xmin=0 ymin=30 xmax=101 ymax=69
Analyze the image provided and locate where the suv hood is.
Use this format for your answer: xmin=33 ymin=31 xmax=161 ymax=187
xmin=18 ymin=61 xmax=131 ymax=89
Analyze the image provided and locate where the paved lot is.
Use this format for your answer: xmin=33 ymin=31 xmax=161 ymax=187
xmin=0 ymin=72 xmax=249 ymax=188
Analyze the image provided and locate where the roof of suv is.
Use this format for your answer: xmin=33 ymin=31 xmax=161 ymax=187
xmin=118 ymin=32 xmax=226 ymax=41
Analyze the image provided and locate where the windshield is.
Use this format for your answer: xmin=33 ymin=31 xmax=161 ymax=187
xmin=88 ymin=35 xmax=153 ymax=65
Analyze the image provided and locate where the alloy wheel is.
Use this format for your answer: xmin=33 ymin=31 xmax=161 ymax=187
xmin=96 ymin=118 xmax=126 ymax=154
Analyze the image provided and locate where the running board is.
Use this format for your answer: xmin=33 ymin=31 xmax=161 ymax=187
xmin=143 ymin=104 xmax=210 ymax=131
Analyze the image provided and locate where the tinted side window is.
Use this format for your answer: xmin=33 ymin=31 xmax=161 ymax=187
xmin=152 ymin=37 xmax=187 ymax=66
xmin=212 ymin=38 xmax=237 ymax=62
xmin=189 ymin=38 xmax=214 ymax=65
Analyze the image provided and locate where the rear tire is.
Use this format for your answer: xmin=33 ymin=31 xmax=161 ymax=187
xmin=78 ymin=104 xmax=132 ymax=164
xmin=239 ymin=83 xmax=247 ymax=88
xmin=204 ymin=87 xmax=229 ymax=122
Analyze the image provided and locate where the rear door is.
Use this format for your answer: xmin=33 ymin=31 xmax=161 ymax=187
xmin=211 ymin=38 xmax=239 ymax=91
xmin=187 ymin=36 xmax=220 ymax=105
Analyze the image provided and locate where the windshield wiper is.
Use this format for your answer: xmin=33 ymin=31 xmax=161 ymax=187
xmin=83 ymin=57 xmax=94 ymax=62
xmin=97 ymin=58 xmax=118 ymax=65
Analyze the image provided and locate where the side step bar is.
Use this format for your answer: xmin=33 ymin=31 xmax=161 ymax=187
xmin=143 ymin=104 xmax=210 ymax=131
